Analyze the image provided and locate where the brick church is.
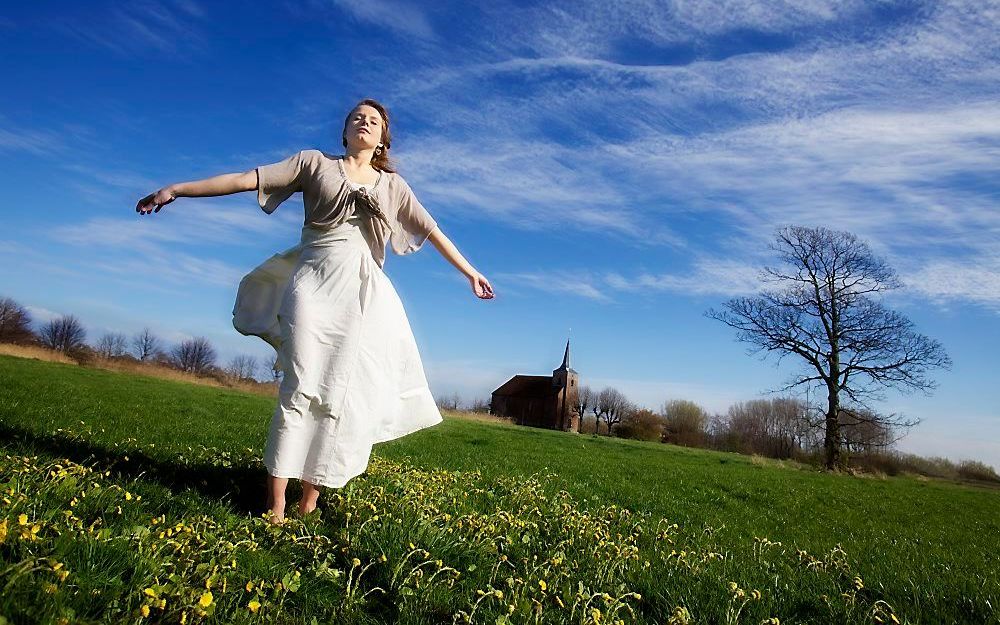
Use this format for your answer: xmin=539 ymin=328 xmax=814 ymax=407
xmin=490 ymin=340 xmax=580 ymax=432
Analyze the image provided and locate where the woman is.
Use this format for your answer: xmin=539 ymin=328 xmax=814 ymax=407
xmin=136 ymin=99 xmax=494 ymax=522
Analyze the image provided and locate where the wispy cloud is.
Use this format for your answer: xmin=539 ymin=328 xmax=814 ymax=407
xmin=55 ymin=0 xmax=208 ymax=57
xmin=0 ymin=123 xmax=64 ymax=155
xmin=328 ymin=0 xmax=436 ymax=40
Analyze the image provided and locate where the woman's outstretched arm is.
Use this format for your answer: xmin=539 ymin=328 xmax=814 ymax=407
xmin=135 ymin=169 xmax=258 ymax=215
xmin=427 ymin=227 xmax=495 ymax=300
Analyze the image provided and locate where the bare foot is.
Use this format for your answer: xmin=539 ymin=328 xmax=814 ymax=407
xmin=296 ymin=500 xmax=317 ymax=517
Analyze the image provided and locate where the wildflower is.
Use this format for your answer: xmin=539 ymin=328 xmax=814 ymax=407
xmin=352 ymin=558 xmax=362 ymax=568
xmin=140 ymin=605 xmax=150 ymax=618
xmin=144 ymin=588 xmax=158 ymax=598
xmin=18 ymin=514 xmax=27 ymax=526
xmin=538 ymin=580 xmax=547 ymax=591
xmin=0 ymin=519 xmax=7 ymax=543
xmin=198 ymin=591 xmax=213 ymax=608
xmin=248 ymin=599 xmax=261 ymax=613
xmin=493 ymin=589 xmax=504 ymax=599
xmin=245 ymin=581 xmax=254 ymax=592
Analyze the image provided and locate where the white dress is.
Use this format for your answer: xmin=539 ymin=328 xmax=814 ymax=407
xmin=233 ymin=179 xmax=442 ymax=488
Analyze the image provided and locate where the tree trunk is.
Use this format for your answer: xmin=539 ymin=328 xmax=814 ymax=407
xmin=824 ymin=384 xmax=840 ymax=469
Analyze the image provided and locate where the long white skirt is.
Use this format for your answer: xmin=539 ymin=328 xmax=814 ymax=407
xmin=232 ymin=217 xmax=442 ymax=488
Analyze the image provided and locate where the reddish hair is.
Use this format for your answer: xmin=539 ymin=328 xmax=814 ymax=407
xmin=342 ymin=98 xmax=396 ymax=173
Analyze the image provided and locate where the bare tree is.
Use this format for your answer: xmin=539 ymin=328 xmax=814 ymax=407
xmin=595 ymin=387 xmax=629 ymax=436
xmin=95 ymin=332 xmax=128 ymax=359
xmin=435 ymin=392 xmax=462 ymax=411
xmin=714 ymin=397 xmax=811 ymax=458
xmin=575 ymin=385 xmax=593 ymax=432
xmin=39 ymin=315 xmax=87 ymax=352
xmin=225 ymin=354 xmax=259 ymax=381
xmin=707 ymin=226 xmax=951 ymax=469
xmin=131 ymin=327 xmax=162 ymax=362
xmin=467 ymin=397 xmax=491 ymax=413
xmin=0 ymin=297 xmax=35 ymax=344
xmin=171 ymin=337 xmax=217 ymax=374
xmin=838 ymin=405 xmax=897 ymax=454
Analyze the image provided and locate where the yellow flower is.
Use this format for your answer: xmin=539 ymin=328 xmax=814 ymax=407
xmin=0 ymin=518 xmax=7 ymax=543
xmin=140 ymin=605 xmax=150 ymax=618
xmin=248 ymin=599 xmax=261 ymax=613
xmin=493 ymin=589 xmax=504 ymax=599
xmin=144 ymin=588 xmax=158 ymax=597
xmin=245 ymin=581 xmax=254 ymax=592
xmin=352 ymin=558 xmax=362 ymax=568
xmin=18 ymin=514 xmax=28 ymax=526
xmin=198 ymin=591 xmax=213 ymax=608
xmin=538 ymin=580 xmax=547 ymax=591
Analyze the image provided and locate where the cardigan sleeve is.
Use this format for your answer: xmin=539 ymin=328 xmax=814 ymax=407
xmin=255 ymin=150 xmax=307 ymax=214
xmin=389 ymin=175 xmax=438 ymax=256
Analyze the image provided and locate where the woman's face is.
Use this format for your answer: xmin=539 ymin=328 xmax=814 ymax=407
xmin=344 ymin=104 xmax=384 ymax=151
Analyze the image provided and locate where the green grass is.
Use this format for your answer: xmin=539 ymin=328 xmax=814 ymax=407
xmin=1 ymin=354 xmax=998 ymax=624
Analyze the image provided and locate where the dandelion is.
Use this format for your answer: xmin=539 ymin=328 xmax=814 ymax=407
xmin=248 ymin=599 xmax=261 ymax=613
xmin=245 ymin=581 xmax=254 ymax=592
xmin=198 ymin=591 xmax=213 ymax=608
xmin=352 ymin=558 xmax=362 ymax=568
xmin=538 ymin=580 xmax=547 ymax=591
xmin=140 ymin=605 xmax=150 ymax=618
xmin=18 ymin=513 xmax=27 ymax=526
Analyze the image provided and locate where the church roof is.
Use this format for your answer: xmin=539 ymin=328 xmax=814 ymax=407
xmin=492 ymin=375 xmax=555 ymax=397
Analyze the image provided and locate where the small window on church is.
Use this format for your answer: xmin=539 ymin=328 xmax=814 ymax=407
xmin=571 ymin=380 xmax=574 ymax=386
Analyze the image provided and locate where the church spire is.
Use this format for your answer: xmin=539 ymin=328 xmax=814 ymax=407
xmin=555 ymin=337 xmax=575 ymax=373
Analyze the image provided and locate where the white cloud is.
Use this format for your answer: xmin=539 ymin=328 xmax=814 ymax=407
xmin=55 ymin=0 xmax=208 ymax=57
xmin=328 ymin=0 xmax=436 ymax=40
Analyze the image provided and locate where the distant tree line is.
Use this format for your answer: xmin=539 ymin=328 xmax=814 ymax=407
xmin=0 ymin=295 xmax=273 ymax=385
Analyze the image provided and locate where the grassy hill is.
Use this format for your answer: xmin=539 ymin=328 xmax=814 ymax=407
xmin=1 ymin=354 xmax=997 ymax=624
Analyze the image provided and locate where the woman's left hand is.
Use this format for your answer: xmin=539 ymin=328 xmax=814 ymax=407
xmin=470 ymin=273 xmax=495 ymax=299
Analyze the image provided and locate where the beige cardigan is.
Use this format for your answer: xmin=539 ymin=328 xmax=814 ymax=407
xmin=256 ymin=149 xmax=438 ymax=268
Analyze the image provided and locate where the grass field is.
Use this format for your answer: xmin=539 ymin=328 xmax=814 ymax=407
xmin=1 ymin=354 xmax=998 ymax=624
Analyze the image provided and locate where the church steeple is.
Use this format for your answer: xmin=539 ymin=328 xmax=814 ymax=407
xmin=555 ymin=338 xmax=576 ymax=373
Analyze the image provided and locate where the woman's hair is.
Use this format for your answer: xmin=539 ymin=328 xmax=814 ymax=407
xmin=342 ymin=98 xmax=396 ymax=173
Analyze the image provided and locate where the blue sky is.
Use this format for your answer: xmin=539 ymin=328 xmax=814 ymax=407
xmin=1 ymin=1 xmax=998 ymax=467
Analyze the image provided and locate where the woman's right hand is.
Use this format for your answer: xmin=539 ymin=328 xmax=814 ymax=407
xmin=135 ymin=187 xmax=176 ymax=215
